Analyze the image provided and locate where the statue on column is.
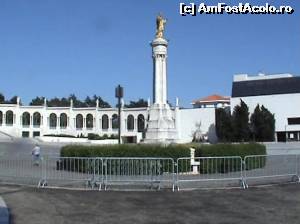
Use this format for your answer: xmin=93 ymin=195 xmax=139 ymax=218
xmin=156 ymin=14 xmax=167 ymax=38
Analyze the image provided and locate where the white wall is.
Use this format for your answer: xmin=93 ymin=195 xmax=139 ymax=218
xmin=177 ymin=108 xmax=217 ymax=143
xmin=0 ymin=104 xmax=148 ymax=140
xmin=1 ymin=103 xmax=219 ymax=144
xmin=231 ymin=93 xmax=300 ymax=132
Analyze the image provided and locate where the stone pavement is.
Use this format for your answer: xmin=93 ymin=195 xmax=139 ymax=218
xmin=0 ymin=184 xmax=300 ymax=224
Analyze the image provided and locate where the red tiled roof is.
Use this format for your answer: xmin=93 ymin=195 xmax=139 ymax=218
xmin=192 ymin=94 xmax=230 ymax=104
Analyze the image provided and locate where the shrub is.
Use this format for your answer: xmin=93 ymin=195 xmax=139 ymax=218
xmin=87 ymin=133 xmax=119 ymax=140
xmin=60 ymin=144 xmax=190 ymax=173
xmin=194 ymin=143 xmax=266 ymax=173
xmin=43 ymin=134 xmax=76 ymax=138
xmin=59 ymin=143 xmax=266 ymax=173
xmin=194 ymin=143 xmax=266 ymax=158
xmin=87 ymin=133 xmax=102 ymax=140
xmin=60 ymin=144 xmax=190 ymax=159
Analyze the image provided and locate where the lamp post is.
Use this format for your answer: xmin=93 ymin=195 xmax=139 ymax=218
xmin=115 ymin=85 xmax=123 ymax=144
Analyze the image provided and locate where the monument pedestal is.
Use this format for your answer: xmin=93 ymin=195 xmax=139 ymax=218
xmin=144 ymin=103 xmax=178 ymax=144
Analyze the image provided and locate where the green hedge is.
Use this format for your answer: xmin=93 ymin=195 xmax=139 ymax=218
xmin=59 ymin=144 xmax=190 ymax=173
xmin=61 ymin=144 xmax=190 ymax=159
xmin=193 ymin=143 xmax=266 ymax=173
xmin=194 ymin=143 xmax=266 ymax=158
xmin=59 ymin=143 xmax=266 ymax=173
xmin=44 ymin=134 xmax=76 ymax=138
xmin=87 ymin=133 xmax=118 ymax=140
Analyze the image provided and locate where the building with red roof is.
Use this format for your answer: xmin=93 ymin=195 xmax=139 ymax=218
xmin=192 ymin=94 xmax=230 ymax=109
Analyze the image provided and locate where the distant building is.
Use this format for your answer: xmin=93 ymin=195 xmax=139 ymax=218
xmin=0 ymin=99 xmax=217 ymax=143
xmin=231 ymin=73 xmax=300 ymax=142
xmin=192 ymin=94 xmax=230 ymax=109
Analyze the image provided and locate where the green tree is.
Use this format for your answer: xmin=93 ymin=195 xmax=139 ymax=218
xmin=215 ymin=108 xmax=233 ymax=142
xmin=261 ymin=105 xmax=275 ymax=141
xmin=30 ymin=96 xmax=45 ymax=106
xmin=84 ymin=96 xmax=93 ymax=107
xmin=250 ymin=104 xmax=264 ymax=141
xmin=48 ymin=97 xmax=63 ymax=107
xmin=68 ymin=94 xmax=85 ymax=107
xmin=232 ymin=100 xmax=250 ymax=142
xmin=125 ymin=99 xmax=148 ymax=108
xmin=250 ymin=104 xmax=275 ymax=142
xmin=94 ymin=95 xmax=111 ymax=108
xmin=7 ymin=96 xmax=19 ymax=104
xmin=0 ymin=93 xmax=4 ymax=103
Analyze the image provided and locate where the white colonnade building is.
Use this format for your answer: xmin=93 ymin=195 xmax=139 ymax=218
xmin=0 ymin=97 xmax=217 ymax=143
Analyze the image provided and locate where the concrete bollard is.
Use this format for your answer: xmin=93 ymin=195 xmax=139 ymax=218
xmin=190 ymin=148 xmax=200 ymax=174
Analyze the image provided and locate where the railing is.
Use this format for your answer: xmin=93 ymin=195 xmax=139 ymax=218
xmin=176 ymin=156 xmax=244 ymax=190
xmin=40 ymin=157 xmax=103 ymax=190
xmin=0 ymin=155 xmax=300 ymax=191
xmin=243 ymin=155 xmax=300 ymax=187
xmin=104 ymin=158 xmax=174 ymax=190
xmin=0 ymin=156 xmax=43 ymax=186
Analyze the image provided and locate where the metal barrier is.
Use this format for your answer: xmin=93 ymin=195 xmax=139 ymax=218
xmin=243 ymin=154 xmax=300 ymax=187
xmin=0 ymin=156 xmax=43 ymax=186
xmin=1 ymin=154 xmax=300 ymax=191
xmin=40 ymin=157 xmax=103 ymax=190
xmin=176 ymin=156 xmax=245 ymax=190
xmin=103 ymin=158 xmax=175 ymax=191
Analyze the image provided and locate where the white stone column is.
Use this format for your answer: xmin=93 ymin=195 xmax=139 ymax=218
xmin=134 ymin=118 xmax=137 ymax=131
xmin=152 ymin=38 xmax=168 ymax=106
xmin=154 ymin=56 xmax=160 ymax=104
xmin=162 ymin=56 xmax=167 ymax=104
xmin=109 ymin=118 xmax=112 ymax=132
xmin=57 ymin=117 xmax=60 ymax=129
xmin=145 ymin=37 xmax=178 ymax=143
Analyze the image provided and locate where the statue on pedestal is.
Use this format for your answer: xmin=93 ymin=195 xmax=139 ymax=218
xmin=156 ymin=14 xmax=167 ymax=38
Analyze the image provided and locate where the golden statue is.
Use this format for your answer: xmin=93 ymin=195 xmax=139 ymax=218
xmin=156 ymin=14 xmax=167 ymax=38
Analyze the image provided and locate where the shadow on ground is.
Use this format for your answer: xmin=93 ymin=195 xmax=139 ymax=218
xmin=0 ymin=184 xmax=300 ymax=224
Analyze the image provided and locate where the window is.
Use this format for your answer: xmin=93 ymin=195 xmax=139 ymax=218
xmin=49 ymin=113 xmax=57 ymax=128
xmin=60 ymin=113 xmax=67 ymax=128
xmin=22 ymin=131 xmax=30 ymax=138
xmin=33 ymin=112 xmax=41 ymax=127
xmin=22 ymin=112 xmax=30 ymax=126
xmin=6 ymin=110 xmax=13 ymax=125
xmin=288 ymin=117 xmax=300 ymax=125
xmin=76 ymin=114 xmax=83 ymax=129
xmin=112 ymin=114 xmax=119 ymax=129
xmin=102 ymin=115 xmax=109 ymax=130
xmin=33 ymin=131 xmax=40 ymax=137
xmin=127 ymin=115 xmax=134 ymax=131
xmin=137 ymin=114 xmax=145 ymax=132
xmin=86 ymin=114 xmax=93 ymax=129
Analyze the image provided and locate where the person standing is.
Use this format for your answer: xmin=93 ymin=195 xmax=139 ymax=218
xmin=32 ymin=143 xmax=41 ymax=166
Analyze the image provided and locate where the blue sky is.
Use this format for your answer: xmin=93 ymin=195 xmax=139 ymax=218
xmin=0 ymin=0 xmax=299 ymax=107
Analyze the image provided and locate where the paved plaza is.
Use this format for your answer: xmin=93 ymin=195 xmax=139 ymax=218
xmin=0 ymin=140 xmax=300 ymax=223
xmin=0 ymin=184 xmax=299 ymax=224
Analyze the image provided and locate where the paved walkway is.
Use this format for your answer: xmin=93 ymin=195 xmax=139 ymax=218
xmin=0 ymin=184 xmax=300 ymax=224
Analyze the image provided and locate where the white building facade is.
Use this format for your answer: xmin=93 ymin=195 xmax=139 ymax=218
xmin=0 ymin=101 xmax=147 ymax=142
xmin=231 ymin=73 xmax=300 ymax=142
xmin=0 ymin=100 xmax=217 ymax=143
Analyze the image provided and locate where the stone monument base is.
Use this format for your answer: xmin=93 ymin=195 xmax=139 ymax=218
xmin=144 ymin=103 xmax=178 ymax=144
